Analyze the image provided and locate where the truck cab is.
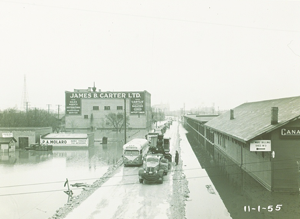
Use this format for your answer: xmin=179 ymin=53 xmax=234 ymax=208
xmin=139 ymin=154 xmax=166 ymax=184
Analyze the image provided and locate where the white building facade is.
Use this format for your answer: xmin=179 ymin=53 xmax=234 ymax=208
xmin=65 ymin=87 xmax=152 ymax=132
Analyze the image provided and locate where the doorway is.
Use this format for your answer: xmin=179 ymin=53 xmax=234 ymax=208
xmin=18 ymin=137 xmax=29 ymax=149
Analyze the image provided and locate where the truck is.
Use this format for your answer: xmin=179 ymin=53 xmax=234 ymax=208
xmin=138 ymin=132 xmax=172 ymax=184
xmin=138 ymin=153 xmax=168 ymax=184
xmin=146 ymin=133 xmax=172 ymax=164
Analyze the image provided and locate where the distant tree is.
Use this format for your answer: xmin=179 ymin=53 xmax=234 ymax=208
xmin=0 ymin=107 xmax=60 ymax=130
xmin=105 ymin=112 xmax=130 ymax=132
xmin=151 ymin=107 xmax=165 ymax=122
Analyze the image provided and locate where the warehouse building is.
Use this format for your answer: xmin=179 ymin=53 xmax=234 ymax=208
xmin=184 ymin=96 xmax=300 ymax=192
xmin=0 ymin=127 xmax=52 ymax=150
xmin=65 ymin=86 xmax=152 ymax=133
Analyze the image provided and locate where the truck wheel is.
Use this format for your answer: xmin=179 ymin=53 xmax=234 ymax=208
xmin=139 ymin=179 xmax=144 ymax=183
xmin=159 ymin=179 xmax=163 ymax=184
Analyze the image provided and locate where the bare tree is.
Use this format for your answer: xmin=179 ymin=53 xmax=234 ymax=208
xmin=105 ymin=112 xmax=130 ymax=132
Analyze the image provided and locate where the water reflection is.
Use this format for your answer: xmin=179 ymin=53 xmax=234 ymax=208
xmin=186 ymin=133 xmax=300 ymax=219
xmin=0 ymin=141 xmax=124 ymax=219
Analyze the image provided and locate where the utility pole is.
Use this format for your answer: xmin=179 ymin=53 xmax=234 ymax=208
xmin=22 ymin=75 xmax=29 ymax=111
xmin=26 ymin=102 xmax=29 ymax=113
xmin=57 ymin=105 xmax=60 ymax=120
xmin=156 ymin=108 xmax=158 ymax=128
xmin=124 ymin=98 xmax=127 ymax=144
xmin=47 ymin=104 xmax=51 ymax=114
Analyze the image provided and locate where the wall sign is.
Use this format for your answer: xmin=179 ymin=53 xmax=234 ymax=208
xmin=250 ymin=140 xmax=271 ymax=152
xmin=2 ymin=133 xmax=13 ymax=137
xmin=280 ymin=127 xmax=300 ymax=138
xmin=65 ymin=93 xmax=82 ymax=115
xmin=40 ymin=138 xmax=88 ymax=146
xmin=130 ymin=93 xmax=145 ymax=114
xmin=65 ymin=91 xmax=145 ymax=115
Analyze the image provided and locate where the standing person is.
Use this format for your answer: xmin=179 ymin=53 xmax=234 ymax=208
xmin=175 ymin=150 xmax=179 ymax=165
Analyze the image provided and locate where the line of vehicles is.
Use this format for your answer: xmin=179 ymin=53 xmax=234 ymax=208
xmin=122 ymin=119 xmax=174 ymax=184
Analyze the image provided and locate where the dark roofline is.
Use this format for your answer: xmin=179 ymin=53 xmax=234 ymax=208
xmin=0 ymin=137 xmax=17 ymax=143
xmin=246 ymin=95 xmax=300 ymax=104
xmin=196 ymin=115 xmax=219 ymax=117
xmin=0 ymin=127 xmax=52 ymax=131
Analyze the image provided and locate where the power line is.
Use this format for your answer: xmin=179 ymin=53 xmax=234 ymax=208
xmin=0 ymin=157 xmax=293 ymax=189
xmin=1 ymin=0 xmax=299 ymax=33
xmin=0 ymin=161 xmax=297 ymax=197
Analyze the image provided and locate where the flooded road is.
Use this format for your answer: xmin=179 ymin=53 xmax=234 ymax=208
xmin=0 ymin=141 xmax=123 ymax=219
xmin=186 ymin=132 xmax=300 ymax=219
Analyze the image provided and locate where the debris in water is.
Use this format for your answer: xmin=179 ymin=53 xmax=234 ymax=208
xmin=205 ymin=185 xmax=216 ymax=194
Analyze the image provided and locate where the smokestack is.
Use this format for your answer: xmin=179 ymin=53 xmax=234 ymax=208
xmin=230 ymin=109 xmax=234 ymax=120
xmin=271 ymin=107 xmax=278 ymax=125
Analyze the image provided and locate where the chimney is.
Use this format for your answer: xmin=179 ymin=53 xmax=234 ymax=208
xmin=271 ymin=107 xmax=278 ymax=125
xmin=230 ymin=109 xmax=234 ymax=120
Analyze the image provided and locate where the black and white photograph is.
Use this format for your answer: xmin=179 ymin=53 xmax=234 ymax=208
xmin=0 ymin=0 xmax=300 ymax=218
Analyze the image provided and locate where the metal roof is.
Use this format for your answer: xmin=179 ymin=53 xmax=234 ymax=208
xmin=204 ymin=96 xmax=300 ymax=142
xmin=42 ymin=133 xmax=88 ymax=139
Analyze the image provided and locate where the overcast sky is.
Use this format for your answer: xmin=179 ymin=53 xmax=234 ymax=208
xmin=1 ymin=0 xmax=299 ymax=112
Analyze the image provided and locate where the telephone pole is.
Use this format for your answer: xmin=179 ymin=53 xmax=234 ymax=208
xmin=124 ymin=98 xmax=127 ymax=144
xmin=47 ymin=104 xmax=51 ymax=114
xmin=22 ymin=75 xmax=29 ymax=111
xmin=57 ymin=105 xmax=60 ymax=119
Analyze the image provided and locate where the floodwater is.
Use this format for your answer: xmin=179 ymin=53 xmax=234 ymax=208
xmin=186 ymin=132 xmax=300 ymax=219
xmin=0 ymin=141 xmax=123 ymax=219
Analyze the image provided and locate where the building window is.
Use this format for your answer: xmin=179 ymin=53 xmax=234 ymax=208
xmin=93 ymin=106 xmax=99 ymax=110
xmin=117 ymin=106 xmax=123 ymax=110
xmin=84 ymin=115 xmax=88 ymax=119
xmin=104 ymin=106 xmax=110 ymax=110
